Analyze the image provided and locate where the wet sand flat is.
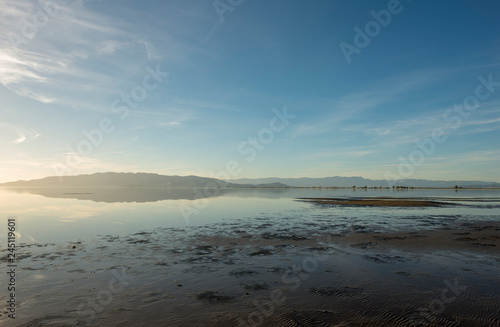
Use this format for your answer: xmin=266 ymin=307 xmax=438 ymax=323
xmin=1 ymin=217 xmax=499 ymax=327
xmin=329 ymin=222 xmax=500 ymax=253
xmin=298 ymin=197 xmax=454 ymax=207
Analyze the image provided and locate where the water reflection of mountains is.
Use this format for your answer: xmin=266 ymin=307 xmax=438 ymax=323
xmin=4 ymin=187 xmax=293 ymax=203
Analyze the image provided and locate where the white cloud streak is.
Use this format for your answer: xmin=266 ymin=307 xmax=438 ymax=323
xmin=0 ymin=0 xmax=175 ymax=108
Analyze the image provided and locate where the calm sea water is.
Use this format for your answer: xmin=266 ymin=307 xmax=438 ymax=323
xmin=1 ymin=187 xmax=499 ymax=244
xmin=1 ymin=187 xmax=499 ymax=326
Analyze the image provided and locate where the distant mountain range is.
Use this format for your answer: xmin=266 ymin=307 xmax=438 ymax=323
xmin=0 ymin=172 xmax=288 ymax=188
xmin=1 ymin=172 xmax=498 ymax=189
xmin=232 ymin=176 xmax=500 ymax=188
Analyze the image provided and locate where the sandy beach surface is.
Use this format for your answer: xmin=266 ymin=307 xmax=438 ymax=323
xmin=1 ymin=198 xmax=499 ymax=326
xmin=298 ymin=196 xmax=474 ymax=207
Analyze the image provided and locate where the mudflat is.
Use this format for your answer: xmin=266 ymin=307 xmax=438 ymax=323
xmin=3 ymin=217 xmax=499 ymax=326
xmin=298 ymin=197 xmax=454 ymax=207
xmin=329 ymin=221 xmax=500 ymax=253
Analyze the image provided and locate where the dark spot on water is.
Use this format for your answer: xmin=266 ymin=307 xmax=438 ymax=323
xmin=242 ymin=282 xmax=269 ymax=291
xmin=229 ymin=269 xmax=259 ymax=277
xmin=196 ymin=291 xmax=235 ymax=303
xmin=249 ymin=249 xmax=274 ymax=256
xmin=309 ymin=286 xmax=362 ymax=297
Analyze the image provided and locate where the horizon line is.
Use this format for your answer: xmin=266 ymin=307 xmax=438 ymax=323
xmin=1 ymin=171 xmax=499 ymax=185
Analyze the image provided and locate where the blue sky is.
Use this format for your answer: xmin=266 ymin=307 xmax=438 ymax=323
xmin=1 ymin=0 xmax=500 ymax=183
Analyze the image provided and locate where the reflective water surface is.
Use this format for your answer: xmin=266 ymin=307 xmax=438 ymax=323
xmin=1 ymin=187 xmax=499 ymax=244
xmin=1 ymin=187 xmax=499 ymax=326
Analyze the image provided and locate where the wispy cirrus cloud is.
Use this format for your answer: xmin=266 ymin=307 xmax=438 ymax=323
xmin=173 ymin=98 xmax=245 ymax=112
xmin=339 ymin=99 xmax=500 ymax=149
xmin=463 ymin=117 xmax=500 ymax=126
xmin=300 ymin=148 xmax=376 ymax=160
xmin=0 ymin=122 xmax=41 ymax=144
xmin=291 ymin=69 xmax=446 ymax=138
xmin=159 ymin=121 xmax=182 ymax=129
xmin=0 ymin=0 xmax=175 ymax=109
xmin=291 ymin=93 xmax=388 ymax=138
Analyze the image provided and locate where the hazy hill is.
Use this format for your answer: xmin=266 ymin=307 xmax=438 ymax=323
xmin=0 ymin=172 xmax=288 ymax=188
xmin=232 ymin=176 xmax=500 ymax=188
xmin=2 ymin=173 xmax=498 ymax=189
